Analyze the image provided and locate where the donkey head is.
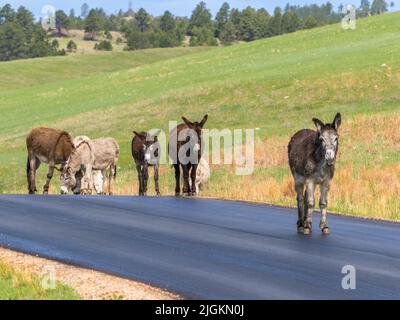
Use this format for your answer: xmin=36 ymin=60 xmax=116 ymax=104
xmin=182 ymin=115 xmax=208 ymax=153
xmin=313 ymin=113 xmax=342 ymax=166
xmin=60 ymin=166 xmax=77 ymax=194
xmin=134 ymin=130 xmax=161 ymax=165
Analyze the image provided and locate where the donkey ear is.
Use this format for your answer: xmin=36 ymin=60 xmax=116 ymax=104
xmin=312 ymin=118 xmax=324 ymax=132
xmin=182 ymin=117 xmax=194 ymax=127
xmin=333 ymin=113 xmax=342 ymax=130
xmin=133 ymin=131 xmax=140 ymax=136
xmin=200 ymin=114 xmax=208 ymax=128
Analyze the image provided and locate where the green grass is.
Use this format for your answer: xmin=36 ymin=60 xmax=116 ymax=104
xmin=0 ymin=262 xmax=80 ymax=300
xmin=0 ymin=13 xmax=399 ymax=219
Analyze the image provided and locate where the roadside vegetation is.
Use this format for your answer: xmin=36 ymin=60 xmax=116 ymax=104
xmin=0 ymin=261 xmax=80 ymax=300
xmin=0 ymin=12 xmax=399 ymax=220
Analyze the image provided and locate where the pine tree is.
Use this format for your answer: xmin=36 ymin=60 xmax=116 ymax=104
xmin=84 ymin=9 xmax=103 ymax=40
xmin=215 ymin=2 xmax=230 ymax=38
xmin=188 ymin=1 xmax=212 ymax=36
xmin=135 ymin=8 xmax=151 ymax=32
xmin=281 ymin=11 xmax=300 ymax=33
xmin=371 ymin=0 xmax=388 ymax=14
xmin=267 ymin=7 xmax=282 ymax=36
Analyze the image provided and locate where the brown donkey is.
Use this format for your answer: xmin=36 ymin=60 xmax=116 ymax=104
xmin=26 ymin=127 xmax=74 ymax=194
xmin=288 ymin=113 xmax=342 ymax=235
xmin=169 ymin=115 xmax=208 ymax=196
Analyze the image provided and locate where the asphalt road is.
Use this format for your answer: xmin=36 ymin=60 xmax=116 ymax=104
xmin=0 ymin=195 xmax=399 ymax=299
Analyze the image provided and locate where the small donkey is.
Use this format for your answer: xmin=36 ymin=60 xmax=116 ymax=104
xmin=132 ymin=130 xmax=161 ymax=196
xmin=288 ymin=113 xmax=342 ymax=235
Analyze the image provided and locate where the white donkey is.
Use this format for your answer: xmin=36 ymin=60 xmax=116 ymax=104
xmin=60 ymin=136 xmax=119 ymax=195
xmin=195 ymin=158 xmax=211 ymax=194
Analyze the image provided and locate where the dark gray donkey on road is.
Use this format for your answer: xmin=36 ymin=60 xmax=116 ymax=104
xmin=132 ymin=130 xmax=161 ymax=196
xmin=26 ymin=127 xmax=74 ymax=194
xmin=288 ymin=113 xmax=342 ymax=235
xmin=169 ymin=115 xmax=208 ymax=197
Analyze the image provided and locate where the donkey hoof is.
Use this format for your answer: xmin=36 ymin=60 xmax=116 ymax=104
xmin=302 ymin=228 xmax=312 ymax=235
xmin=322 ymin=227 xmax=331 ymax=235
xmin=43 ymin=191 xmax=49 ymax=195
xmin=297 ymin=226 xmax=304 ymax=234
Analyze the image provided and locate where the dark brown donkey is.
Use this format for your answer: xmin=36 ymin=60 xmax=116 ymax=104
xmin=132 ymin=130 xmax=161 ymax=196
xmin=169 ymin=115 xmax=208 ymax=196
xmin=26 ymin=127 xmax=74 ymax=194
xmin=288 ymin=113 xmax=342 ymax=235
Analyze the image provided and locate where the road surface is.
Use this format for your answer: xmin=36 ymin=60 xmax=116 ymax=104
xmin=0 ymin=195 xmax=399 ymax=299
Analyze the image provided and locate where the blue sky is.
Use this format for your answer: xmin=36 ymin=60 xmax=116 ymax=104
xmin=2 ymin=0 xmax=399 ymax=18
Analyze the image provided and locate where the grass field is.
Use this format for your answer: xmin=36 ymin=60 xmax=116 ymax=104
xmin=0 ymin=261 xmax=79 ymax=300
xmin=0 ymin=13 xmax=399 ymax=220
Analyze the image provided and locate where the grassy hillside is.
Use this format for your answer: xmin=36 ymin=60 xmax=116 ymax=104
xmin=0 ymin=13 xmax=399 ymax=220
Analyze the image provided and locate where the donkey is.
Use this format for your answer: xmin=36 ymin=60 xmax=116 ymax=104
xmin=288 ymin=113 xmax=342 ymax=235
xmin=68 ymin=136 xmax=107 ymax=195
xmin=169 ymin=115 xmax=208 ymax=196
xmin=60 ymin=137 xmax=119 ymax=195
xmin=195 ymin=158 xmax=211 ymax=194
xmin=131 ymin=130 xmax=161 ymax=196
xmin=26 ymin=127 xmax=74 ymax=194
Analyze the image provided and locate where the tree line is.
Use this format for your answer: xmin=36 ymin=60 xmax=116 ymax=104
xmin=0 ymin=0 xmax=394 ymax=61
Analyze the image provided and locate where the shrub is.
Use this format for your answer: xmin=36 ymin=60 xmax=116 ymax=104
xmin=94 ymin=40 xmax=113 ymax=51
xmin=66 ymin=40 xmax=77 ymax=52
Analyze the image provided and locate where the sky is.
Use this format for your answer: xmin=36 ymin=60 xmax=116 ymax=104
xmin=2 ymin=0 xmax=399 ymax=18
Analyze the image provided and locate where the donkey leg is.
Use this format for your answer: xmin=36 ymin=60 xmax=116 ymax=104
xmin=174 ymin=164 xmax=181 ymax=196
xmin=43 ymin=162 xmax=55 ymax=195
xmin=143 ymin=164 xmax=149 ymax=196
xmin=108 ymin=166 xmax=115 ymax=196
xmin=295 ymin=181 xmax=305 ymax=233
xmin=154 ymin=164 xmax=161 ymax=196
xmin=28 ymin=157 xmax=40 ymax=194
xmin=136 ymin=164 xmax=143 ymax=196
xmin=190 ymin=164 xmax=198 ymax=196
xmin=303 ymin=181 xmax=315 ymax=235
xmin=182 ymin=165 xmax=191 ymax=196
xmin=320 ymin=181 xmax=331 ymax=235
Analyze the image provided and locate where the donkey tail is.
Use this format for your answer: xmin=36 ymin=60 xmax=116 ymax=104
xmin=113 ymin=165 xmax=117 ymax=180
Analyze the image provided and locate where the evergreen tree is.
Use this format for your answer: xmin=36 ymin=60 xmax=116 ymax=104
xmin=281 ymin=11 xmax=300 ymax=33
xmin=84 ymin=9 xmax=103 ymax=40
xmin=160 ymin=11 xmax=176 ymax=32
xmin=55 ymin=10 xmax=70 ymax=35
xmin=189 ymin=26 xmax=218 ymax=46
xmin=219 ymin=20 xmax=237 ymax=45
xmin=215 ymin=2 xmax=230 ymax=38
xmin=188 ymin=1 xmax=213 ymax=35
xmin=0 ymin=22 xmax=27 ymax=60
xmin=267 ymin=7 xmax=283 ymax=36
xmin=303 ymin=15 xmax=319 ymax=29
xmin=135 ymin=8 xmax=151 ymax=32
xmin=359 ymin=0 xmax=371 ymax=17
xmin=81 ymin=3 xmax=89 ymax=18
xmin=371 ymin=0 xmax=388 ymax=14
xmin=238 ymin=7 xmax=257 ymax=41
xmin=67 ymin=40 xmax=77 ymax=52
